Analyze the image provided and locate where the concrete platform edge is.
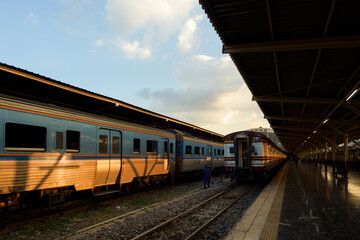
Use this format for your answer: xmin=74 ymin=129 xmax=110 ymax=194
xmin=224 ymin=163 xmax=288 ymax=240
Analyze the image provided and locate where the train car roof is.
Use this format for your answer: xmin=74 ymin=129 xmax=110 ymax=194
xmin=0 ymin=62 xmax=223 ymax=142
xmin=170 ymin=129 xmax=223 ymax=146
xmin=223 ymin=131 xmax=271 ymax=142
xmin=223 ymin=130 xmax=285 ymax=152
xmin=0 ymin=93 xmax=178 ymax=138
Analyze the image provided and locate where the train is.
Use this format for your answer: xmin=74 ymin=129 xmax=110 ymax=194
xmin=0 ymin=94 xmax=224 ymax=208
xmin=223 ymin=131 xmax=286 ymax=181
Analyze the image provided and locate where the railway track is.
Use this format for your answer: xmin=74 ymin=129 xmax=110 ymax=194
xmin=56 ymin=179 xmax=234 ymax=240
xmin=1 ymin=177 xmax=231 ymax=240
xmin=130 ymin=184 xmax=258 ymax=240
xmin=55 ymin=188 xmax=204 ymax=240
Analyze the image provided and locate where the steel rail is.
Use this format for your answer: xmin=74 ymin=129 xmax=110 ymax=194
xmin=130 ymin=186 xmax=235 ymax=240
xmin=55 ymin=185 xmax=205 ymax=240
xmin=185 ymin=184 xmax=258 ymax=240
xmin=55 ymin=201 xmax=164 ymax=240
xmin=131 ymin=184 xmax=257 ymax=240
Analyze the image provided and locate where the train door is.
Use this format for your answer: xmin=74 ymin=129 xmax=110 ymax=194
xmin=95 ymin=128 xmax=122 ymax=186
xmin=163 ymin=139 xmax=169 ymax=170
xmin=236 ymin=138 xmax=249 ymax=167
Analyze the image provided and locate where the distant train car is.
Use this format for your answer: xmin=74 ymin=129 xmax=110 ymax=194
xmin=223 ymin=131 xmax=286 ymax=181
xmin=0 ymin=94 xmax=223 ymax=208
xmin=173 ymin=130 xmax=224 ymax=177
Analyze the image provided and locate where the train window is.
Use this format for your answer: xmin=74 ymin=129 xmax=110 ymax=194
xmin=66 ymin=131 xmax=80 ymax=152
xmin=222 ymin=150 xmax=224 ymax=156
xmin=185 ymin=145 xmax=192 ymax=155
xmin=213 ymin=149 xmax=216 ymax=156
xmin=147 ymin=140 xmax=158 ymax=154
xmin=202 ymin=147 xmax=204 ymax=156
xmin=113 ymin=136 xmax=120 ymax=154
xmin=56 ymin=132 xmax=64 ymax=150
xmin=5 ymin=123 xmax=46 ymax=152
xmin=99 ymin=135 xmax=108 ymax=154
xmin=194 ymin=146 xmax=200 ymax=156
xmin=230 ymin=147 xmax=235 ymax=154
xmin=133 ymin=138 xmax=140 ymax=154
xmin=218 ymin=149 xmax=221 ymax=156
xmin=170 ymin=143 xmax=174 ymax=155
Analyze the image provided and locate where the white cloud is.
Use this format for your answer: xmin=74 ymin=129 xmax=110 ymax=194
xmin=105 ymin=0 xmax=197 ymax=59
xmin=177 ymin=15 xmax=203 ymax=53
xmin=117 ymin=40 xmax=152 ymax=59
xmin=193 ymin=54 xmax=214 ymax=62
xmin=137 ymin=55 xmax=269 ymax=134
xmin=105 ymin=0 xmax=196 ymax=42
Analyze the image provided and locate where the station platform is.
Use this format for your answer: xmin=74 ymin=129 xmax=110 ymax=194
xmin=225 ymin=161 xmax=360 ymax=240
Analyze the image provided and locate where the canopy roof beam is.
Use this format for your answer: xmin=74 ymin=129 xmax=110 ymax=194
xmin=272 ymin=125 xmax=322 ymax=132
xmin=266 ymin=115 xmax=360 ymax=126
xmin=223 ymin=36 xmax=360 ymax=54
xmin=253 ymin=96 xmax=345 ymax=104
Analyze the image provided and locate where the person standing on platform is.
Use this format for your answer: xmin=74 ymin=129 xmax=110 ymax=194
xmin=203 ymin=165 xmax=211 ymax=189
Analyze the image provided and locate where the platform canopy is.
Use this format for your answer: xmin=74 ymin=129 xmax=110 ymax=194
xmin=0 ymin=62 xmax=223 ymax=142
xmin=200 ymin=0 xmax=360 ymax=153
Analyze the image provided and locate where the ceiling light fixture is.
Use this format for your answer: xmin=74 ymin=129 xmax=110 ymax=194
xmin=346 ymin=88 xmax=359 ymax=101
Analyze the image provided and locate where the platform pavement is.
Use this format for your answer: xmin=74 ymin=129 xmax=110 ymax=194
xmin=224 ymin=162 xmax=288 ymax=240
xmin=225 ymin=161 xmax=360 ymax=240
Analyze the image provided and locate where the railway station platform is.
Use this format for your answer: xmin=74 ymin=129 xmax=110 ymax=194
xmin=225 ymin=161 xmax=360 ymax=240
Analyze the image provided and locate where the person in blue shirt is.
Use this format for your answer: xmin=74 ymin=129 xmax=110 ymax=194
xmin=203 ymin=165 xmax=211 ymax=189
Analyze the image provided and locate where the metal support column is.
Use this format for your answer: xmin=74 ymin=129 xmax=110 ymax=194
xmin=332 ymin=144 xmax=336 ymax=174
xmin=325 ymin=142 xmax=328 ymax=171
xmin=313 ymin=148 xmax=316 ymax=166
xmin=345 ymin=134 xmax=349 ymax=178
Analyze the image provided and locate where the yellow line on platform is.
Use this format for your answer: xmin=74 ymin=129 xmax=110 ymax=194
xmin=260 ymin=164 xmax=288 ymax=239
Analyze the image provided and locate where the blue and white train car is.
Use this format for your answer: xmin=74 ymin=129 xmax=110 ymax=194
xmin=174 ymin=130 xmax=224 ymax=176
xmin=0 ymin=94 xmax=176 ymax=207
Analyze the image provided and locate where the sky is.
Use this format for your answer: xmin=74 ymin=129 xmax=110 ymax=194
xmin=0 ymin=0 xmax=270 ymax=135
